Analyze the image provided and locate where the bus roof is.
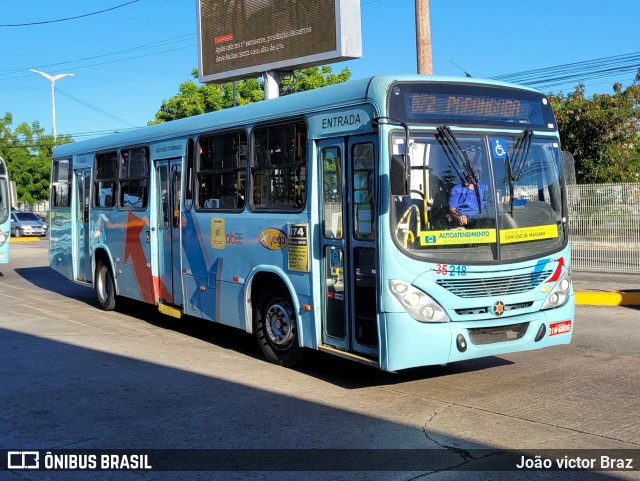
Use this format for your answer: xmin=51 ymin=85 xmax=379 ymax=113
xmin=53 ymin=75 xmax=542 ymax=158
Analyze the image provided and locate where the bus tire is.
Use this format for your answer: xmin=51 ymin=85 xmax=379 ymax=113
xmin=95 ymin=260 xmax=116 ymax=311
xmin=254 ymin=288 xmax=303 ymax=367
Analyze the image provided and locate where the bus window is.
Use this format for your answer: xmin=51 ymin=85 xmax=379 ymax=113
xmin=322 ymin=147 xmax=342 ymax=239
xmin=119 ymin=147 xmax=149 ymax=209
xmin=52 ymin=159 xmax=72 ymax=208
xmin=0 ymin=177 xmax=8 ymax=224
xmin=94 ymin=151 xmax=117 ymax=209
xmin=158 ymin=166 xmax=169 ymax=228
xmin=352 ymin=142 xmax=375 ymax=240
xmin=251 ymin=121 xmax=307 ymax=210
xmin=184 ymin=139 xmax=194 ymax=211
xmin=172 ymin=166 xmax=181 ymax=228
xmin=197 ymin=132 xmax=247 ymax=210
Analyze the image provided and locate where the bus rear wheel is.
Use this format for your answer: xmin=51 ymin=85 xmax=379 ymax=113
xmin=254 ymin=289 xmax=302 ymax=367
xmin=95 ymin=261 xmax=116 ymax=311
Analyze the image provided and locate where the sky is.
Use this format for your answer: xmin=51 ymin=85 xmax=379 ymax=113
xmin=1 ymin=0 xmax=639 ymax=140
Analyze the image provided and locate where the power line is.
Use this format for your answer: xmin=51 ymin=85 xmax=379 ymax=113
xmin=55 ymin=88 xmax=140 ymax=128
xmin=0 ymin=126 xmax=142 ymax=147
xmin=0 ymin=43 xmax=195 ymax=82
xmin=0 ymin=33 xmax=194 ymax=130
xmin=69 ymin=128 xmax=141 ymax=139
xmin=0 ymin=34 xmax=195 ymax=77
xmin=0 ymin=1 xmax=141 ymax=27
xmin=492 ymin=52 xmax=640 ymax=90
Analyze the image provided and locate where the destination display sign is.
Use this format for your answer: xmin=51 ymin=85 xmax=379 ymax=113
xmin=389 ymin=83 xmax=556 ymax=129
xmin=409 ymin=93 xmax=526 ymax=119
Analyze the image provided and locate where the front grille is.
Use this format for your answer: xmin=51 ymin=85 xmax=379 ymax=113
xmin=437 ymin=270 xmax=552 ymax=298
xmin=456 ymin=301 xmax=533 ymax=316
xmin=468 ymin=322 xmax=529 ymax=345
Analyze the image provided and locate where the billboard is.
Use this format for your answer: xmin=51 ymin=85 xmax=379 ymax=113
xmin=196 ymin=0 xmax=362 ymax=83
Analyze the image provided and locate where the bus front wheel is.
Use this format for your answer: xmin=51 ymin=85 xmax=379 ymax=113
xmin=254 ymin=289 xmax=302 ymax=367
xmin=95 ymin=261 xmax=116 ymax=311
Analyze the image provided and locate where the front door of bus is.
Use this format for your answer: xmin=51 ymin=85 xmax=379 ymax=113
xmin=74 ymin=168 xmax=92 ymax=283
xmin=155 ymin=159 xmax=183 ymax=307
xmin=319 ymin=136 xmax=379 ymax=358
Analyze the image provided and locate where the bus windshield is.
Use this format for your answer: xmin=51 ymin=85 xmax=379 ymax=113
xmin=392 ymin=132 xmax=567 ymax=263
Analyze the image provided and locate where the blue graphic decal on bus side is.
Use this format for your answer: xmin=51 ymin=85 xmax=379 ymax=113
xmin=182 ymin=212 xmax=211 ymax=276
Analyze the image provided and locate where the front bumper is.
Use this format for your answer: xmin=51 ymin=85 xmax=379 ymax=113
xmin=381 ymin=295 xmax=575 ymax=371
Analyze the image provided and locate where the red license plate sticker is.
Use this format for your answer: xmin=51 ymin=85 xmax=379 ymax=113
xmin=549 ymin=320 xmax=572 ymax=336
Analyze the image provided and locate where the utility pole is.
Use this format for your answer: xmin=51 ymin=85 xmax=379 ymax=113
xmin=30 ymin=69 xmax=75 ymax=141
xmin=415 ymin=0 xmax=433 ymax=75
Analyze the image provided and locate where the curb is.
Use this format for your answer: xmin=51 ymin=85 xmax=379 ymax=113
xmin=575 ymin=291 xmax=640 ymax=307
xmin=10 ymin=237 xmax=41 ymax=243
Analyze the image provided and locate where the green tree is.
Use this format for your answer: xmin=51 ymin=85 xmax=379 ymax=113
xmin=0 ymin=112 xmax=72 ymax=203
xmin=149 ymin=65 xmax=351 ymax=125
xmin=549 ymin=71 xmax=640 ymax=183
xmin=280 ymin=65 xmax=352 ymax=94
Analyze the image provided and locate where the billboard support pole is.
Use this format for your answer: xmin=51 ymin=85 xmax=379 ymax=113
xmin=263 ymin=70 xmax=281 ymax=100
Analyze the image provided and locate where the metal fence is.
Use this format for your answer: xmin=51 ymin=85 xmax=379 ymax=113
xmin=568 ymin=183 xmax=640 ymax=273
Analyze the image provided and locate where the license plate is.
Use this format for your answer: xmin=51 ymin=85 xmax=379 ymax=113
xmin=549 ymin=320 xmax=572 ymax=336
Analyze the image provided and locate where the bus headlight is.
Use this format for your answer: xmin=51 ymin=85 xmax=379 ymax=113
xmin=0 ymin=228 xmax=7 ymax=246
xmin=541 ymin=270 xmax=572 ymax=310
xmin=389 ymin=280 xmax=450 ymax=323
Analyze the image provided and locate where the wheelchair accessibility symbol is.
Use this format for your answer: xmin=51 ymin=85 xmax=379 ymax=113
xmin=491 ymin=138 xmax=508 ymax=158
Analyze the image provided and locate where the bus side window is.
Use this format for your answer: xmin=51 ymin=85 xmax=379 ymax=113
xmin=197 ymin=132 xmax=246 ymax=211
xmin=251 ymin=121 xmax=307 ymax=211
xmin=352 ymin=142 xmax=375 ymax=240
xmin=184 ymin=139 xmax=194 ymax=211
xmin=119 ymin=147 xmax=149 ymax=209
xmin=52 ymin=159 xmax=71 ymax=208
xmin=94 ymin=151 xmax=117 ymax=209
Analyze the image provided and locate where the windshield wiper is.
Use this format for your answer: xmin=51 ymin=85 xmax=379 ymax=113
xmin=436 ymin=127 xmax=466 ymax=184
xmin=504 ymin=155 xmax=515 ymax=216
xmin=511 ymin=129 xmax=533 ymax=182
xmin=437 ymin=126 xmax=482 ymax=215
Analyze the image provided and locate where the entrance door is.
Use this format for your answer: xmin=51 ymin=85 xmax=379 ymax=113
xmin=155 ymin=159 xmax=183 ymax=307
xmin=74 ymin=169 xmax=92 ymax=282
xmin=319 ymin=136 xmax=379 ymax=357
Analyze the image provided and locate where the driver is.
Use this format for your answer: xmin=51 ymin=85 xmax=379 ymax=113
xmin=449 ymin=161 xmax=489 ymax=227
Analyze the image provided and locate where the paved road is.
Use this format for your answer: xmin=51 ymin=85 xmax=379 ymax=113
xmin=1 ymin=243 xmax=639 ymax=480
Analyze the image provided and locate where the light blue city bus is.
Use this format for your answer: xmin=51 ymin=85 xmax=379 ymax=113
xmin=50 ymin=75 xmax=574 ymax=371
xmin=0 ymin=157 xmax=11 ymax=264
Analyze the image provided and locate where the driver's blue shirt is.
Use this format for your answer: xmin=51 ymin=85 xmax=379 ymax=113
xmin=449 ymin=183 xmax=489 ymax=218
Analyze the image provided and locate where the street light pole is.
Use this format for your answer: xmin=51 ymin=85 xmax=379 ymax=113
xmin=30 ymin=69 xmax=75 ymax=141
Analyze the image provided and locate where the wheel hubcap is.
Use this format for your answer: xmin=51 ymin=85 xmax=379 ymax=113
xmin=265 ymin=301 xmax=294 ymax=347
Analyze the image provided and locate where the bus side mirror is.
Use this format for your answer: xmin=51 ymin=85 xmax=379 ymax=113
xmin=561 ymin=151 xmax=576 ymax=185
xmin=390 ymin=155 xmax=409 ymax=196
